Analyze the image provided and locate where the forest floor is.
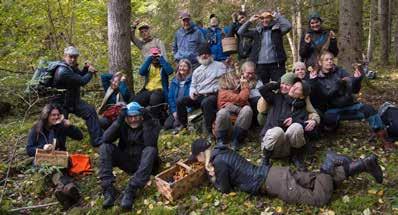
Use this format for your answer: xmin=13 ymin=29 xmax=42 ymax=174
xmin=1 ymin=67 xmax=398 ymax=215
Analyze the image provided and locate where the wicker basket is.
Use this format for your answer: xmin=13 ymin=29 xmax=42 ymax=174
xmin=155 ymin=160 xmax=206 ymax=201
xmin=222 ymin=37 xmax=238 ymax=54
xmin=34 ymin=148 xmax=69 ymax=168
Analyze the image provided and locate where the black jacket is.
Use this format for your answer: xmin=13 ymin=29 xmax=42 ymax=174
xmin=309 ymin=66 xmax=362 ymax=111
xmin=26 ymin=124 xmax=83 ymax=157
xmin=237 ymin=15 xmax=291 ymax=64
xmin=101 ymin=110 xmax=160 ymax=154
xmin=53 ymin=63 xmax=93 ymax=110
xmin=210 ymin=144 xmax=270 ymax=194
xmin=299 ymin=28 xmax=339 ymax=67
xmin=259 ymin=82 xmax=308 ymax=137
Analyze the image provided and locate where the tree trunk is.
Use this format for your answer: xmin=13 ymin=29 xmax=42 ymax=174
xmin=395 ymin=0 xmax=398 ymax=66
xmin=378 ymin=0 xmax=389 ymax=64
xmin=338 ymin=0 xmax=363 ymax=70
xmin=107 ymin=0 xmax=133 ymax=92
xmin=295 ymin=0 xmax=302 ymax=60
xmin=367 ymin=0 xmax=377 ymax=62
xmin=287 ymin=33 xmax=297 ymax=62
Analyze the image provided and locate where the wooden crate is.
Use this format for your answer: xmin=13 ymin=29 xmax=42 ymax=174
xmin=34 ymin=148 xmax=69 ymax=168
xmin=155 ymin=160 xmax=206 ymax=201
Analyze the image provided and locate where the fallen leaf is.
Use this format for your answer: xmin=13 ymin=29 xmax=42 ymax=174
xmin=275 ymin=206 xmax=283 ymax=213
xmin=228 ymin=192 xmax=237 ymax=197
xmin=148 ymin=203 xmax=154 ymax=210
xmin=363 ymin=208 xmax=371 ymax=215
xmin=342 ymin=195 xmax=350 ymax=203
xmin=214 ymin=200 xmax=220 ymax=207
xmin=377 ymin=190 xmax=384 ymax=196
xmin=378 ymin=198 xmax=384 ymax=204
xmin=368 ymin=189 xmax=377 ymax=195
xmin=137 ymin=209 xmax=142 ymax=214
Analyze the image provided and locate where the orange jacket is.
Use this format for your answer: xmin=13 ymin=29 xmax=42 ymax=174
xmin=217 ymin=86 xmax=250 ymax=109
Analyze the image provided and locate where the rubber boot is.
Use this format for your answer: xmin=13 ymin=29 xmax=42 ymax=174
xmin=231 ymin=127 xmax=247 ymax=151
xmin=290 ymin=147 xmax=307 ymax=171
xmin=375 ymin=130 xmax=396 ymax=151
xmin=102 ymin=184 xmax=118 ymax=209
xmin=347 ymin=154 xmax=383 ymax=184
xmin=120 ymin=184 xmax=137 ymax=210
xmin=215 ymin=130 xmax=228 ymax=145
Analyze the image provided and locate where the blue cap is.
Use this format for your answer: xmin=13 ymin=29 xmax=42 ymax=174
xmin=126 ymin=102 xmax=143 ymax=116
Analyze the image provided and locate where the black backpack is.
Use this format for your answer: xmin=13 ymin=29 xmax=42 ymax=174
xmin=379 ymin=102 xmax=398 ymax=140
xmin=25 ymin=61 xmax=68 ymax=95
xmin=238 ymin=36 xmax=253 ymax=59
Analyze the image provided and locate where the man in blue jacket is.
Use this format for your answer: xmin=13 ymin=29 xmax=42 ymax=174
xmin=205 ymin=14 xmax=229 ymax=61
xmin=173 ymin=12 xmax=206 ymax=68
xmin=52 ymin=46 xmax=103 ymax=147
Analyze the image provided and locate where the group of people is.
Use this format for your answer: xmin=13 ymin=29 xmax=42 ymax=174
xmin=25 ymin=9 xmax=396 ymax=211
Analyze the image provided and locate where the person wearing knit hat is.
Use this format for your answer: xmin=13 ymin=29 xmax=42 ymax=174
xmin=299 ymin=11 xmax=338 ymax=67
xmin=99 ymin=100 xmax=160 ymax=210
xmin=256 ymin=71 xmax=320 ymax=171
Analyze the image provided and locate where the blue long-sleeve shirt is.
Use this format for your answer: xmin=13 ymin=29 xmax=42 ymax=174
xmin=172 ymin=26 xmax=206 ymax=64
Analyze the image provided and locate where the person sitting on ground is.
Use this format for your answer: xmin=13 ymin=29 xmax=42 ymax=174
xmin=134 ymin=47 xmax=173 ymax=123
xmin=98 ymin=72 xmax=131 ymax=129
xmin=131 ymin=20 xmax=168 ymax=60
xmin=189 ymin=139 xmax=383 ymax=207
xmin=175 ymin=45 xmax=230 ymax=140
xmin=240 ymin=61 xmax=263 ymax=127
xmin=215 ymin=71 xmax=253 ymax=150
xmin=258 ymin=73 xmax=319 ymax=170
xmin=164 ymin=59 xmax=193 ymax=130
xmin=173 ymin=12 xmax=206 ymax=68
xmin=238 ymin=10 xmax=292 ymax=84
xmin=205 ymin=14 xmax=229 ymax=62
xmin=309 ymin=51 xmax=395 ymax=150
xmin=26 ymin=103 xmax=83 ymax=209
xmin=99 ymin=102 xmax=160 ymax=210
xmin=299 ymin=12 xmax=338 ymax=67
xmin=52 ymin=46 xmax=103 ymax=148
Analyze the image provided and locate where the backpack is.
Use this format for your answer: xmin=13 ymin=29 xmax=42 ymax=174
xmin=25 ymin=61 xmax=68 ymax=95
xmin=379 ymin=102 xmax=398 ymax=140
xmin=238 ymin=36 xmax=253 ymax=59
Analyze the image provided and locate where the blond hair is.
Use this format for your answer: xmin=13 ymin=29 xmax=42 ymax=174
xmin=219 ymin=72 xmax=239 ymax=90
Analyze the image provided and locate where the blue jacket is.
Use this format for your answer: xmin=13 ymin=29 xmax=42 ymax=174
xmin=205 ymin=27 xmax=229 ymax=61
xmin=168 ymin=75 xmax=192 ymax=113
xmin=26 ymin=124 xmax=83 ymax=157
xmin=172 ymin=26 xmax=206 ymax=64
xmin=100 ymin=74 xmax=131 ymax=104
xmin=139 ymin=56 xmax=174 ymax=98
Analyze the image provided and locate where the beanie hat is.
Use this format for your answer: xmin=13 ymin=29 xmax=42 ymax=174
xmin=198 ymin=44 xmax=211 ymax=55
xmin=308 ymin=11 xmax=322 ymax=23
xmin=280 ymin=73 xmax=297 ymax=85
xmin=189 ymin=138 xmax=211 ymax=161
xmin=126 ymin=102 xmax=143 ymax=116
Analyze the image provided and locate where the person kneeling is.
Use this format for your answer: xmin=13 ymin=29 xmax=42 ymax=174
xmin=190 ymin=140 xmax=383 ymax=207
xmin=99 ymin=102 xmax=160 ymax=210
xmin=26 ymin=104 xmax=83 ymax=209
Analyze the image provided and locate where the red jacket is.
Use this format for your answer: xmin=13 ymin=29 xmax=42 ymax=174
xmin=217 ymin=86 xmax=250 ymax=109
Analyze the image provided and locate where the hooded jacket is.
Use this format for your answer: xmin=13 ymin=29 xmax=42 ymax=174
xmin=173 ymin=26 xmax=206 ymax=64
xmin=168 ymin=75 xmax=192 ymax=113
xmin=237 ymin=14 xmax=292 ymax=64
xmin=210 ymin=144 xmax=270 ymax=194
xmin=299 ymin=28 xmax=339 ymax=67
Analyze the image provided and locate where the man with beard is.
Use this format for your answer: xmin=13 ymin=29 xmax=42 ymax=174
xmin=173 ymin=12 xmax=206 ymax=68
xmin=299 ymin=12 xmax=338 ymax=67
xmin=99 ymin=102 xmax=160 ymax=210
xmin=175 ymin=45 xmax=230 ymax=140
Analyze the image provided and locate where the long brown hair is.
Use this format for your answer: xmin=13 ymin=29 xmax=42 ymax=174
xmin=33 ymin=103 xmax=61 ymax=140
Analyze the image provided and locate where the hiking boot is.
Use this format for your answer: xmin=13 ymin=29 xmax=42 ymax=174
xmin=348 ymin=154 xmax=383 ymax=184
xmin=120 ymin=185 xmax=137 ymax=210
xmin=102 ymin=185 xmax=118 ymax=209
